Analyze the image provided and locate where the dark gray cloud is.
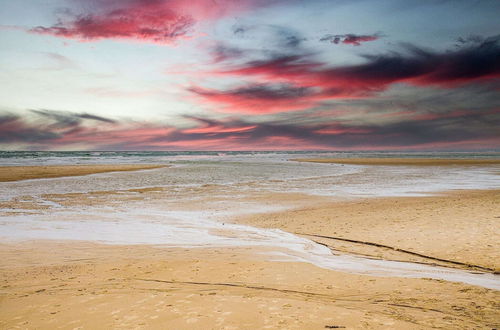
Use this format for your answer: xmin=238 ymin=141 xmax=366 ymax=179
xmin=219 ymin=35 xmax=500 ymax=93
xmin=77 ymin=113 xmax=116 ymax=123
xmin=0 ymin=110 xmax=116 ymax=144
xmin=211 ymin=43 xmax=245 ymax=63
xmin=334 ymin=35 xmax=500 ymax=85
xmin=0 ymin=113 xmax=59 ymax=143
xmin=189 ymin=83 xmax=315 ymax=100
xmin=455 ymin=34 xmax=484 ymax=48
xmin=30 ymin=109 xmax=116 ymax=126
xmin=332 ymin=82 xmax=500 ymax=117
xmin=188 ymin=83 xmax=321 ymax=114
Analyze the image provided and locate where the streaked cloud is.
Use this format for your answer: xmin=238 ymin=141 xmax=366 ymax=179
xmin=1 ymin=109 xmax=498 ymax=151
xmin=188 ymin=83 xmax=321 ymax=114
xmin=195 ymin=36 xmax=500 ymax=115
xmin=320 ymin=33 xmax=381 ymax=46
xmin=219 ymin=36 xmax=500 ymax=88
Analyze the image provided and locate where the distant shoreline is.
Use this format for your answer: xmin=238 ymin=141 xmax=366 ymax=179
xmin=292 ymin=158 xmax=500 ymax=166
xmin=0 ymin=164 xmax=167 ymax=182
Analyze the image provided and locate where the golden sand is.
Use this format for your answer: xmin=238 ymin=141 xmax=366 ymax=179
xmin=0 ymin=164 xmax=499 ymax=328
xmin=1 ymin=241 xmax=498 ymax=329
xmin=234 ymin=190 xmax=500 ymax=272
xmin=292 ymin=157 xmax=500 ymax=166
xmin=0 ymin=164 xmax=167 ymax=182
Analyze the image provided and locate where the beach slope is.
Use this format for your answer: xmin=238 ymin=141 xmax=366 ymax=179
xmin=0 ymin=164 xmax=166 ymax=182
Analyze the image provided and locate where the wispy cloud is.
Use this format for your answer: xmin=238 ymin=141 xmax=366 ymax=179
xmin=188 ymin=83 xmax=322 ymax=114
xmin=30 ymin=109 xmax=116 ymax=125
xmin=232 ymin=24 xmax=307 ymax=49
xmin=320 ymin=33 xmax=381 ymax=46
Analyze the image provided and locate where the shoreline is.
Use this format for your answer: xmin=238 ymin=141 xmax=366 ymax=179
xmin=292 ymin=157 xmax=500 ymax=166
xmin=1 ymin=164 xmax=499 ymax=328
xmin=0 ymin=164 xmax=167 ymax=182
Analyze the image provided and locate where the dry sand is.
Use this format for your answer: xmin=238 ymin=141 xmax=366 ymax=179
xmin=1 ymin=241 xmax=498 ymax=329
xmin=234 ymin=190 xmax=500 ymax=272
xmin=0 ymin=164 xmax=167 ymax=182
xmin=293 ymin=157 xmax=500 ymax=166
xmin=0 ymin=164 xmax=499 ymax=328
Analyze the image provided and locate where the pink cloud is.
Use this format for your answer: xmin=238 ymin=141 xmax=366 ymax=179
xmin=342 ymin=34 xmax=379 ymax=46
xmin=30 ymin=0 xmax=271 ymax=44
xmin=188 ymin=84 xmax=328 ymax=114
xmin=182 ymin=125 xmax=257 ymax=134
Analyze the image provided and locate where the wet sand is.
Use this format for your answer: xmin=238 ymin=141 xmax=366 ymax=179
xmin=293 ymin=157 xmax=500 ymax=166
xmin=0 ymin=165 xmax=499 ymax=328
xmin=0 ymin=164 xmax=167 ymax=182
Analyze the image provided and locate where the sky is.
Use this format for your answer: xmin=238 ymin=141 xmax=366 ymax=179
xmin=0 ymin=0 xmax=499 ymax=151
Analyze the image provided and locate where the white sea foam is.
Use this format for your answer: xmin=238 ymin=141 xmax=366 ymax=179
xmin=0 ymin=155 xmax=499 ymax=201
xmin=1 ymin=206 xmax=498 ymax=290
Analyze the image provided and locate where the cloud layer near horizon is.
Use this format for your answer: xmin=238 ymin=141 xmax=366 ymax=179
xmin=1 ymin=108 xmax=498 ymax=151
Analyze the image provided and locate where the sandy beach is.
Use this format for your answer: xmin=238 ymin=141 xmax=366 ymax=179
xmin=293 ymin=157 xmax=500 ymax=166
xmin=0 ymin=162 xmax=499 ymax=329
xmin=0 ymin=164 xmax=167 ymax=182
xmin=235 ymin=189 xmax=500 ymax=272
xmin=1 ymin=240 xmax=498 ymax=329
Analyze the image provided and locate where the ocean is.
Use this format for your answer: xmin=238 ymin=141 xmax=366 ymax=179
xmin=0 ymin=151 xmax=499 ymax=201
xmin=1 ymin=150 xmax=499 ymax=166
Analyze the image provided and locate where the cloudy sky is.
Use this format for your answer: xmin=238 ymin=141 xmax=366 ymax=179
xmin=0 ymin=0 xmax=499 ymax=150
